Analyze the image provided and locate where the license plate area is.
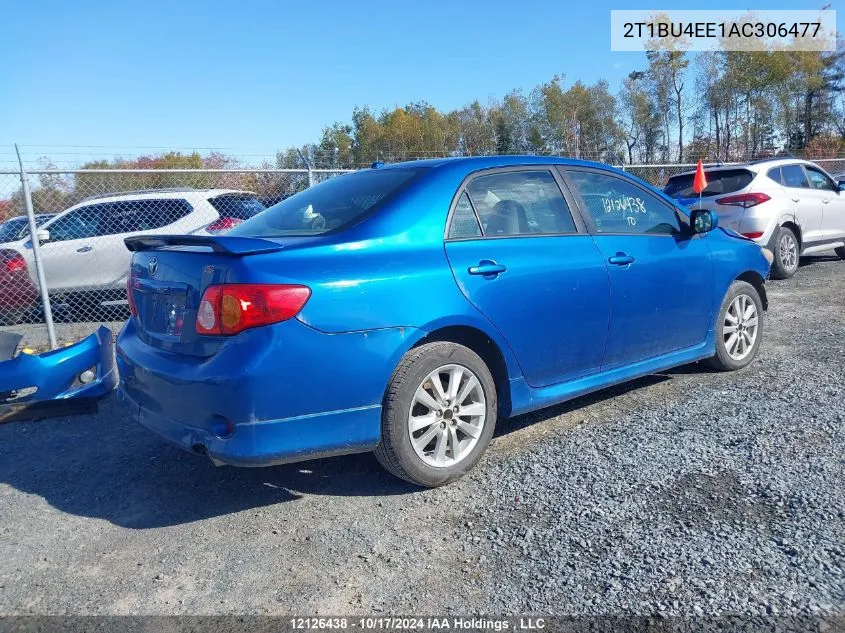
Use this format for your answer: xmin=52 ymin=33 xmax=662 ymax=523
xmin=136 ymin=281 xmax=190 ymax=338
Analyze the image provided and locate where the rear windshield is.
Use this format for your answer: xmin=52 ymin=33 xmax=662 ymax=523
xmin=664 ymin=169 xmax=754 ymax=198
xmin=228 ymin=169 xmax=421 ymax=237
xmin=209 ymin=194 xmax=266 ymax=220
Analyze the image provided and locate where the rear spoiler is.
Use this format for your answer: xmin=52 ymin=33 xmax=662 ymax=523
xmin=124 ymin=235 xmax=284 ymax=255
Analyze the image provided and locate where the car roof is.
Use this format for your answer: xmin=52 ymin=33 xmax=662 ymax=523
xmin=669 ymin=157 xmax=822 ymax=179
xmin=374 ymin=155 xmax=613 ymax=172
xmin=78 ymin=188 xmax=251 ymax=205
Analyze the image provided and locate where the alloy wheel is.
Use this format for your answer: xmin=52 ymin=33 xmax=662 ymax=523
xmin=407 ymin=364 xmax=486 ymax=468
xmin=779 ymin=233 xmax=798 ymax=272
xmin=723 ymin=294 xmax=759 ymax=361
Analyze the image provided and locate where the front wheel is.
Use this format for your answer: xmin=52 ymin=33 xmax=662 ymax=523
xmin=375 ymin=341 xmax=497 ymax=487
xmin=706 ymin=280 xmax=764 ymax=371
xmin=835 ymin=246 xmax=845 ymax=260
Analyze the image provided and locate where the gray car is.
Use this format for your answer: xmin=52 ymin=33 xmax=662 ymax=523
xmin=665 ymin=159 xmax=845 ymax=279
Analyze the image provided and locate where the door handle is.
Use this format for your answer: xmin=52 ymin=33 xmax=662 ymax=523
xmin=468 ymin=260 xmax=507 ymax=277
xmin=76 ymin=246 xmax=93 ymax=253
xmin=608 ymin=252 xmax=635 ymax=266
xmin=822 ymin=198 xmax=830 ymax=204
xmin=791 ymin=197 xmax=801 ymax=202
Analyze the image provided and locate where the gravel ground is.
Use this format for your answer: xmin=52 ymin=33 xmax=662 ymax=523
xmin=0 ymin=254 xmax=843 ymax=617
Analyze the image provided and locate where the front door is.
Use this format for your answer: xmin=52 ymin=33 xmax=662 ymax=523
xmin=444 ymin=168 xmax=610 ymax=388
xmin=561 ymin=167 xmax=715 ymax=370
xmin=780 ymin=164 xmax=824 ymax=244
xmin=803 ymin=164 xmax=845 ymax=243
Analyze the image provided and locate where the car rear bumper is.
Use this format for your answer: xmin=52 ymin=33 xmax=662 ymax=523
xmin=116 ymin=318 xmax=418 ymax=466
xmin=119 ymin=386 xmax=381 ymax=466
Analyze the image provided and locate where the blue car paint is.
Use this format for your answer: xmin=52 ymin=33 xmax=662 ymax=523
xmin=116 ymin=156 xmax=771 ymax=467
xmin=0 ymin=326 xmax=116 ymax=402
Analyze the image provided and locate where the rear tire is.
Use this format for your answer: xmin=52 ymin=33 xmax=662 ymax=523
xmin=835 ymin=246 xmax=845 ymax=260
xmin=771 ymin=226 xmax=799 ymax=279
xmin=706 ymin=280 xmax=764 ymax=372
xmin=375 ymin=341 xmax=497 ymax=487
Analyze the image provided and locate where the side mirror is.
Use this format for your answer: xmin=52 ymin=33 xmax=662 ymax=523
xmin=36 ymin=229 xmax=50 ymax=243
xmin=690 ymin=209 xmax=717 ymax=234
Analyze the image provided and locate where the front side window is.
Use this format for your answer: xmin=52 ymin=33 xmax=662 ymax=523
xmin=804 ymin=166 xmax=837 ymax=192
xmin=781 ymin=164 xmax=810 ymax=189
xmin=229 ymin=169 xmax=421 ymax=237
xmin=567 ymin=170 xmax=681 ymax=236
xmin=464 ymin=170 xmax=576 ymax=236
xmin=47 ymin=205 xmax=103 ymax=241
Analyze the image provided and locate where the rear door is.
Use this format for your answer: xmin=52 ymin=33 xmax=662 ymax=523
xmin=444 ymin=168 xmax=610 ymax=388
xmin=561 ymin=167 xmax=714 ymax=370
xmin=803 ymin=165 xmax=845 ymax=242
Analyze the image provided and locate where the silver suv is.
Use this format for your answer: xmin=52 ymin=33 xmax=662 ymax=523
xmin=665 ymin=159 xmax=845 ymax=279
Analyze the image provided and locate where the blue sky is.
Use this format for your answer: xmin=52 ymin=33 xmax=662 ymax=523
xmin=0 ymin=0 xmax=834 ymax=167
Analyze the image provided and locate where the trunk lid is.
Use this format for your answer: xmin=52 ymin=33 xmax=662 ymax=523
xmin=125 ymin=235 xmax=297 ymax=356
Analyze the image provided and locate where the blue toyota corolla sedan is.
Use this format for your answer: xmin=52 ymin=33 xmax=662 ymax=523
xmin=117 ymin=156 xmax=772 ymax=487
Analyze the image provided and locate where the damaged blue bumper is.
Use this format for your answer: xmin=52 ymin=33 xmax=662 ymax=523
xmin=0 ymin=326 xmax=117 ymax=406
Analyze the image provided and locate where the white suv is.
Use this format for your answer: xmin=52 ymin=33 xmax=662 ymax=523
xmin=2 ymin=188 xmax=263 ymax=315
xmin=665 ymin=159 xmax=845 ymax=278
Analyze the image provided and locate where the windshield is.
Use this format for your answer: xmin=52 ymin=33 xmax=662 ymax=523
xmin=664 ymin=169 xmax=754 ymax=198
xmin=228 ymin=168 xmax=422 ymax=237
xmin=0 ymin=218 xmax=27 ymax=243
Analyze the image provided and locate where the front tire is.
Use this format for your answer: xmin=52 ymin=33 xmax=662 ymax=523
xmin=375 ymin=341 xmax=497 ymax=487
xmin=835 ymin=246 xmax=845 ymax=260
xmin=706 ymin=280 xmax=764 ymax=371
xmin=771 ymin=226 xmax=799 ymax=279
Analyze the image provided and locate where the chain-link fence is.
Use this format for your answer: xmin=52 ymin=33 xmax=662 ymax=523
xmin=2 ymin=158 xmax=844 ymax=350
xmin=0 ymin=168 xmax=351 ymax=349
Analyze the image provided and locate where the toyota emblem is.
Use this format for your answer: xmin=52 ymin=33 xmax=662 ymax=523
xmin=148 ymin=257 xmax=158 ymax=277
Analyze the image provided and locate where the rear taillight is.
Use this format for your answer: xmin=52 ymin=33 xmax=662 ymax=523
xmin=195 ymin=284 xmax=311 ymax=336
xmin=741 ymin=231 xmax=765 ymax=239
xmin=715 ymin=192 xmax=771 ymax=208
xmin=126 ymin=275 xmax=138 ymax=317
xmin=2 ymin=251 xmax=27 ymax=274
xmin=206 ymin=217 xmax=244 ymax=234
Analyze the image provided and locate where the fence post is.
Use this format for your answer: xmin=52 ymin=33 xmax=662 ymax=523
xmin=296 ymin=148 xmax=314 ymax=188
xmin=14 ymin=144 xmax=58 ymax=350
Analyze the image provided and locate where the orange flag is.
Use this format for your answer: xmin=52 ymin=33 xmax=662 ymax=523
xmin=693 ymin=159 xmax=708 ymax=194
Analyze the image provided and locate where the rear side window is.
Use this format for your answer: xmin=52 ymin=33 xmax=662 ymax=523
xmin=663 ymin=169 xmax=753 ymax=198
xmin=229 ymin=169 xmax=421 ymax=237
xmin=99 ymin=199 xmax=194 ymax=235
xmin=209 ymin=194 xmax=266 ymax=220
xmin=465 ymin=170 xmax=576 ymax=236
xmin=781 ymin=164 xmax=810 ymax=189
xmin=568 ymin=170 xmax=681 ymax=236
xmin=767 ymin=167 xmax=784 ymax=184
xmin=448 ymin=193 xmax=482 ymax=238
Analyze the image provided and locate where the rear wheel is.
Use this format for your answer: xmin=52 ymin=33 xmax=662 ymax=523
xmin=706 ymin=280 xmax=764 ymax=371
xmin=771 ymin=226 xmax=799 ymax=279
xmin=835 ymin=246 xmax=845 ymax=260
xmin=375 ymin=341 xmax=497 ymax=487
